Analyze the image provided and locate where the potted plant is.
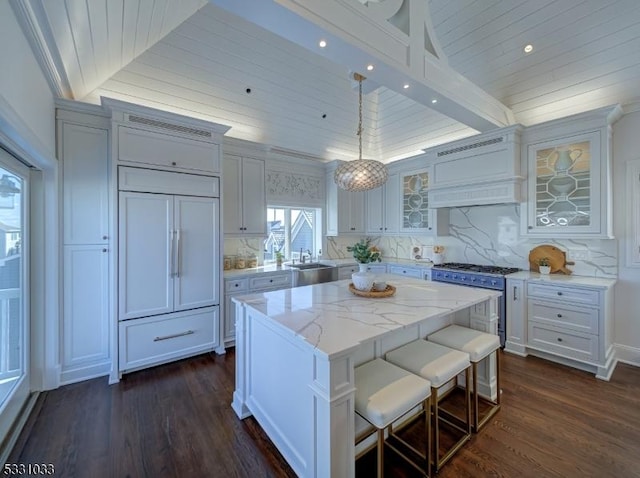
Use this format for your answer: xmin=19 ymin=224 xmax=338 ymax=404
xmin=346 ymin=239 xmax=381 ymax=291
xmin=275 ymin=251 xmax=283 ymax=267
xmin=537 ymin=257 xmax=551 ymax=275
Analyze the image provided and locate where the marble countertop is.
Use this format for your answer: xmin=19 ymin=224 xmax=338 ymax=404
xmin=506 ymin=271 xmax=616 ymax=289
xmin=232 ymin=274 xmax=501 ymax=358
xmin=224 ymin=258 xmax=435 ymax=278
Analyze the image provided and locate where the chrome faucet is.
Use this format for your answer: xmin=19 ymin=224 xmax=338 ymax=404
xmin=300 ymin=248 xmax=305 ymax=264
xmin=306 ymin=249 xmax=313 ymax=262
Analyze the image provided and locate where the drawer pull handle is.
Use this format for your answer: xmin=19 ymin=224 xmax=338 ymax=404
xmin=269 ymin=279 xmax=273 ymax=283
xmin=557 ymin=292 xmax=563 ymax=296
xmin=235 ymin=284 xmax=239 ymax=287
xmin=557 ymin=337 xmax=563 ymax=342
xmin=557 ymin=313 xmax=563 ymax=318
xmin=154 ymin=330 xmax=194 ymax=342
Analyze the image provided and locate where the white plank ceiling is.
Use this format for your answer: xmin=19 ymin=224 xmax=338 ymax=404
xmin=16 ymin=0 xmax=640 ymax=162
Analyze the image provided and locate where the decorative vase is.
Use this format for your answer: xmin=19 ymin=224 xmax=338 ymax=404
xmin=539 ymin=265 xmax=551 ymax=275
xmin=352 ymin=263 xmax=375 ymax=291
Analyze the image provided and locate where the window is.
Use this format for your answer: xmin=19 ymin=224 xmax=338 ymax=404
xmin=264 ymin=207 xmax=321 ymax=262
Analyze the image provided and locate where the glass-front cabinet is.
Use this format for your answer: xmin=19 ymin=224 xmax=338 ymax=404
xmin=528 ymin=131 xmax=600 ymax=233
xmin=399 ymin=168 xmax=448 ymax=236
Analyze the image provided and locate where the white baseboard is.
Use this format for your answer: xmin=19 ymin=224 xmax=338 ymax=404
xmin=614 ymin=344 xmax=640 ymax=367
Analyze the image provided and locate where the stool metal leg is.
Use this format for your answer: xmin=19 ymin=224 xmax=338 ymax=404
xmin=431 ymin=386 xmax=439 ymax=472
xmin=377 ymin=428 xmax=384 ymax=478
xmin=474 ymin=350 xmax=502 ymax=432
xmin=472 ymin=361 xmax=479 ymax=432
xmin=496 ymin=350 xmax=501 ymax=405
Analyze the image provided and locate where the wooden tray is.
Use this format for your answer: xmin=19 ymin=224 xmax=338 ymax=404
xmin=529 ymin=244 xmax=574 ymax=274
xmin=348 ymin=283 xmax=396 ymax=298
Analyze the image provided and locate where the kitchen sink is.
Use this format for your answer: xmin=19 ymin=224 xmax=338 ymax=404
xmin=290 ymin=263 xmax=338 ymax=286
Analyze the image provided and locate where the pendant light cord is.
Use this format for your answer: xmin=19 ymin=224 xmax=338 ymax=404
xmin=358 ymin=75 xmax=363 ymax=161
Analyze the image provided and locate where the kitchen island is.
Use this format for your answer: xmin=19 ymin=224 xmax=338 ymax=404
xmin=231 ymin=274 xmax=501 ymax=477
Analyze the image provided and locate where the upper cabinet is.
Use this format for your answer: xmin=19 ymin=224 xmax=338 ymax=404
xmin=366 ymin=172 xmax=399 ymax=235
xmin=325 ymin=165 xmax=366 ymax=236
xmin=399 ymin=168 xmax=448 ymax=236
xmin=223 ymin=154 xmax=266 ymax=235
xmin=521 ymin=105 xmax=622 ymax=239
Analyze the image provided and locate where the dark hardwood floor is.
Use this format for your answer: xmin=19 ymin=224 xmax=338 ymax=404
xmin=8 ymin=349 xmax=640 ymax=477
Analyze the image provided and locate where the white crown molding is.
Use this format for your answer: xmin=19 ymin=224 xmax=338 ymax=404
xmin=623 ymin=99 xmax=640 ymax=115
xmin=9 ymin=0 xmax=73 ymax=99
xmin=0 ymin=93 xmax=55 ymax=170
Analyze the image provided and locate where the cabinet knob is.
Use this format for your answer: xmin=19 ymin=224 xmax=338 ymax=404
xmin=102 ymin=248 xmax=107 ymax=252
xmin=379 ymin=227 xmax=383 ymax=231
xmin=384 ymin=227 xmax=387 ymax=230
xmin=557 ymin=313 xmax=563 ymax=318
xmin=557 ymin=337 xmax=563 ymax=342
xmin=269 ymin=279 xmax=273 ymax=283
xmin=557 ymin=291 xmax=563 ymax=296
xmin=102 ymin=235 xmax=108 ymax=240
xmin=235 ymin=284 xmax=239 ymax=287
xmin=171 ymin=161 xmax=177 ymax=166
xmin=528 ymin=225 xmax=533 ymax=229
xmin=428 ymin=227 xmax=432 ymax=230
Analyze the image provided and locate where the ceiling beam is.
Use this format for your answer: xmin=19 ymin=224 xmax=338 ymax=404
xmin=208 ymin=0 xmax=516 ymax=132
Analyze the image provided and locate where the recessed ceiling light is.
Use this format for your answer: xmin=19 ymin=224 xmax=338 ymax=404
xmin=431 ymin=99 xmax=437 ymax=104
xmin=403 ymin=84 xmax=410 ymax=89
xmin=319 ymin=40 xmax=327 ymax=48
xmin=366 ymin=64 xmax=374 ymax=71
xmin=524 ymin=44 xmax=533 ymax=53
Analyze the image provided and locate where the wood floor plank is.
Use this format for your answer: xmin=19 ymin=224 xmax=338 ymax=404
xmin=7 ymin=350 xmax=640 ymax=477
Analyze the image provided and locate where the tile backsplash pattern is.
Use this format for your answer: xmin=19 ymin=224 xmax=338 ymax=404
xmin=224 ymin=237 xmax=263 ymax=264
xmin=326 ymin=204 xmax=617 ymax=278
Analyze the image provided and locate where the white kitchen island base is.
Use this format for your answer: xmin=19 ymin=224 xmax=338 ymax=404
xmin=232 ymin=276 xmax=501 ymax=477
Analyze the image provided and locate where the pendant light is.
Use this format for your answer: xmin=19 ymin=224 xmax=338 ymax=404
xmin=334 ymin=73 xmax=388 ymax=192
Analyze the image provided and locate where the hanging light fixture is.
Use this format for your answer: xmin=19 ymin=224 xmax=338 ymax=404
xmin=334 ymin=73 xmax=388 ymax=191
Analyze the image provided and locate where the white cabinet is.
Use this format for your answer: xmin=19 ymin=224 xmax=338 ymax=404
xmin=387 ymin=264 xmax=423 ymax=278
xmin=505 ymin=277 xmax=527 ymax=355
xmin=62 ymin=245 xmax=110 ymax=384
xmin=118 ymin=191 xmax=219 ymax=320
xmin=520 ymin=105 xmax=621 ymax=238
xmin=366 ymin=173 xmax=399 ymax=234
xmin=508 ymin=279 xmax=616 ymax=379
xmin=325 ymin=169 xmax=366 ymax=235
xmin=399 ymin=169 xmax=448 ymax=236
xmin=626 ymin=159 xmax=640 ymax=267
xmin=223 ymin=154 xmax=266 ymax=235
xmin=57 ymin=103 xmax=112 ymax=385
xmin=223 ymin=272 xmax=292 ymax=345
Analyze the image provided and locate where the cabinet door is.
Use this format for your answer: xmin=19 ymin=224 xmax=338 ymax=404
xmin=174 ymin=196 xmax=220 ymax=311
xmin=524 ymin=131 xmax=602 ymax=236
xmin=325 ymin=172 xmax=338 ymax=236
xmin=241 ymin=157 xmax=266 ymax=234
xmin=62 ymin=245 xmax=110 ymax=375
xmin=505 ymin=278 xmax=527 ymax=352
xmin=383 ymin=173 xmax=400 ymax=234
xmin=62 ymin=123 xmax=109 ymax=245
xmin=223 ymin=155 xmax=243 ymax=234
xmin=224 ymin=294 xmax=239 ymax=342
xmin=119 ymin=192 xmax=174 ymax=320
xmin=400 ymin=170 xmax=432 ymax=233
xmin=366 ymin=186 xmax=385 ymax=234
xmin=349 ymin=191 xmax=366 ymax=233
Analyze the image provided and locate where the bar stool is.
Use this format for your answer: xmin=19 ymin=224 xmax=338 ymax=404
xmin=386 ymin=340 xmax=471 ymax=473
xmin=354 ymin=358 xmax=432 ymax=477
xmin=427 ymin=324 xmax=501 ymax=432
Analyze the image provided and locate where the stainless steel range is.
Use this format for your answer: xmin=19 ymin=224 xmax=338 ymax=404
xmin=431 ymin=263 xmax=520 ymax=346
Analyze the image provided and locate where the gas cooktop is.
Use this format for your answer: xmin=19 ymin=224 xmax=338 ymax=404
xmin=432 ymin=262 xmax=520 ymax=276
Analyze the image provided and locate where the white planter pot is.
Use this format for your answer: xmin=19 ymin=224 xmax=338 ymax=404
xmin=352 ymin=263 xmax=375 ymax=291
xmin=539 ymin=265 xmax=551 ymax=275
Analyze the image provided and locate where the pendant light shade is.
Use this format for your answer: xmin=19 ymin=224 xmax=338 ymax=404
xmin=334 ymin=73 xmax=388 ymax=192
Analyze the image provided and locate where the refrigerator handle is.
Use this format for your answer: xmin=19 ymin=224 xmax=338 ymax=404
xmin=169 ymin=229 xmax=175 ymax=277
xmin=175 ymin=229 xmax=181 ymax=278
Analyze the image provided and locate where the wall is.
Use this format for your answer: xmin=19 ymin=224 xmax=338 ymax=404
xmin=327 ymin=204 xmax=617 ymax=278
xmin=612 ymin=105 xmax=640 ymax=364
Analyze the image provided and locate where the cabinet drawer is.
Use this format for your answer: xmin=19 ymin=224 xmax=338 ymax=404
xmin=118 ymin=126 xmax=220 ymax=173
xmin=119 ymin=307 xmax=218 ymax=372
xmin=225 ymin=278 xmax=249 ymax=293
xmin=387 ymin=265 xmax=422 ymax=278
xmin=528 ymin=300 xmax=599 ymax=334
xmin=249 ymin=274 xmax=291 ymax=291
xmin=119 ymin=166 xmax=219 ymax=196
xmin=527 ymin=282 xmax=599 ymax=305
xmin=527 ymin=321 xmax=598 ymax=362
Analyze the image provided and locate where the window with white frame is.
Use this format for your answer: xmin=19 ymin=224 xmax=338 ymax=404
xmin=264 ymin=207 xmax=321 ymax=262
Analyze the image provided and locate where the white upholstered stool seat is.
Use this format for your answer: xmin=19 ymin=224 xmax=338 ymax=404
xmin=354 ymin=358 xmax=432 ymax=477
xmin=428 ymin=325 xmax=501 ymax=432
xmin=386 ymin=340 xmax=472 ymax=473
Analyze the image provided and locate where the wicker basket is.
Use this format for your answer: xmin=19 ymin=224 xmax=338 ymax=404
xmin=348 ymin=283 xmax=396 ymax=298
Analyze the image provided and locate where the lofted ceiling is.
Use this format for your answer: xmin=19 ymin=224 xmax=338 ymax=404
xmin=12 ymin=0 xmax=640 ymax=163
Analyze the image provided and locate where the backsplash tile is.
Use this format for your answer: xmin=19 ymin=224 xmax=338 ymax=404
xmin=326 ymin=204 xmax=617 ymax=278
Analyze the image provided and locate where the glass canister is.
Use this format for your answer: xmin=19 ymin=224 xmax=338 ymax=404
xmin=247 ymin=253 xmax=258 ymax=269
xmin=223 ymin=255 xmax=233 ymax=271
xmin=235 ymin=255 xmax=246 ymax=269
